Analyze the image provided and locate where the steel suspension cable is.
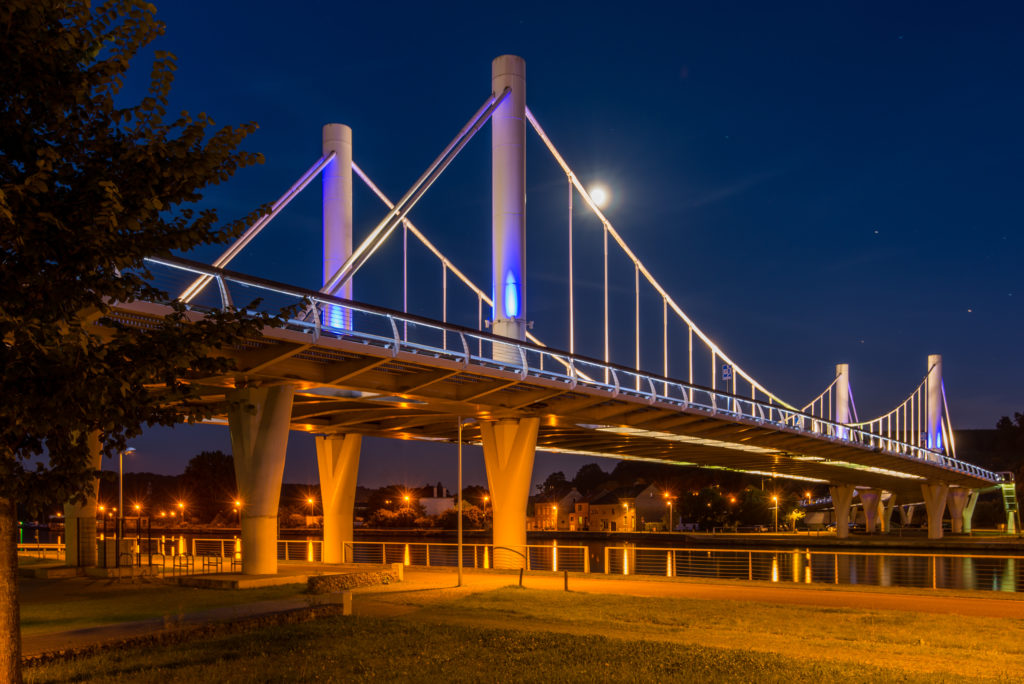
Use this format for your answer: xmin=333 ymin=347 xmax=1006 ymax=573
xmin=322 ymin=89 xmax=509 ymax=297
xmin=179 ymin=152 xmax=336 ymax=303
xmin=525 ymin=106 xmax=797 ymax=410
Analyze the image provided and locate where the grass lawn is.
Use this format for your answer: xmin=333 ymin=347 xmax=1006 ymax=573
xmin=23 ymin=614 xmax=976 ymax=684
xmin=23 ymin=586 xmax=1024 ymax=682
xmin=19 ymin=578 xmax=308 ymax=637
xmin=412 ymin=587 xmax=1024 ymax=680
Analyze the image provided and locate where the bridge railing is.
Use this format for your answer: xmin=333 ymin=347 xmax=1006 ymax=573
xmin=605 ymin=545 xmax=1023 ymax=592
xmin=347 ymin=541 xmax=588 ymax=573
xmin=140 ymin=257 xmax=1003 ymax=485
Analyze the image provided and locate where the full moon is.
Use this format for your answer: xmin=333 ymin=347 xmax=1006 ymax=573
xmin=589 ymin=185 xmax=609 ymax=208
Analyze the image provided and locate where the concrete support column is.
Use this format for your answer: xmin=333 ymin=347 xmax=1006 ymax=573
xmin=315 ymin=433 xmax=361 ymax=564
xmin=829 ymin=484 xmax=855 ymax=539
xmin=947 ymin=488 xmax=970 ymax=534
xmin=481 ymin=417 xmax=539 ymax=568
xmin=859 ymin=489 xmax=882 ymax=533
xmin=880 ymin=493 xmax=896 ymax=534
xmin=491 ymin=55 xmax=527 ymax=361
xmin=962 ymin=490 xmax=980 ymax=534
xmin=925 ymin=354 xmax=943 ymax=460
xmin=921 ymin=483 xmax=949 ymax=540
xmin=228 ymin=384 xmax=295 ymax=575
xmin=323 ymin=123 xmax=353 ymax=328
xmin=899 ymin=504 xmax=916 ymax=527
xmin=834 ymin=363 xmax=851 ymax=439
xmin=63 ymin=432 xmax=103 ymax=567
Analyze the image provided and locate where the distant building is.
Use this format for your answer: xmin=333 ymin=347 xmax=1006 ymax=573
xmin=415 ymin=482 xmax=454 ymax=517
xmin=530 ymin=486 xmax=581 ymax=530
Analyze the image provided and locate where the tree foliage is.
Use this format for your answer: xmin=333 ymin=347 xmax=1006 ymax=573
xmin=0 ymin=0 xmax=272 ymax=507
xmin=181 ymin=450 xmax=237 ymax=523
xmin=0 ymin=2 xmax=279 ymax=679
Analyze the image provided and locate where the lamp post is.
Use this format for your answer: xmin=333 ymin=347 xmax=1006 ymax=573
xmin=771 ymin=495 xmax=779 ymax=533
xmin=663 ymin=491 xmax=676 ymax=533
xmin=118 ymin=447 xmax=136 ymax=540
xmin=234 ymin=500 xmax=242 ymax=527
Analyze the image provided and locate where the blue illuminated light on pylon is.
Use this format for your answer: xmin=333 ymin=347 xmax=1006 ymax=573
xmin=503 ymin=271 xmax=519 ymax=318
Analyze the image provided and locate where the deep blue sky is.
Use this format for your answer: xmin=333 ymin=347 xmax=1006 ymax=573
xmin=121 ymin=1 xmax=1023 ymax=488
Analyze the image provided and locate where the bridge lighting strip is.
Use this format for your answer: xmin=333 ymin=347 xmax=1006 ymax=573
xmin=584 ymin=425 xmax=923 ymax=481
xmin=179 ymin=152 xmax=336 ymax=303
xmin=585 ymin=425 xmax=775 ymax=455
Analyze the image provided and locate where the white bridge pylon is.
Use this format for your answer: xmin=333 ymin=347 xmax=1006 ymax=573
xmin=164 ymin=55 xmax=1007 ymax=572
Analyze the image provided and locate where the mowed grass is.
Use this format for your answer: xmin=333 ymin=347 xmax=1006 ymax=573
xmin=412 ymin=587 xmax=1024 ymax=680
xmin=24 ymin=586 xmax=1024 ymax=682
xmin=19 ymin=579 xmax=308 ymax=636
xmin=23 ymin=614 xmax=970 ymax=684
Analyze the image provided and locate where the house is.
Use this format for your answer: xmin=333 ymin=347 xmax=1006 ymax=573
xmin=415 ymin=482 xmax=455 ymax=517
xmin=633 ymin=483 xmax=672 ymax=530
xmin=584 ymin=484 xmax=649 ymax=532
xmin=530 ymin=486 xmax=581 ymax=530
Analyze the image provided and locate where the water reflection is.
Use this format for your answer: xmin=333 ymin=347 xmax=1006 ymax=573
xmin=610 ymin=541 xmax=1022 ymax=593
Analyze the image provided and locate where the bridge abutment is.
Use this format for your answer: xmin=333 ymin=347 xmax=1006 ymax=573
xmin=921 ymin=483 xmax=949 ymax=540
xmin=62 ymin=431 xmax=102 ymax=567
xmin=829 ymin=484 xmax=855 ymax=538
xmin=481 ymin=417 xmax=538 ymax=568
xmin=228 ymin=384 xmax=295 ymax=575
xmin=315 ymin=433 xmax=361 ymax=564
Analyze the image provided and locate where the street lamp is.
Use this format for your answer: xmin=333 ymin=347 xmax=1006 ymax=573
xmin=118 ymin=447 xmax=136 ymax=539
xmin=177 ymin=501 xmax=185 ymax=525
xmin=771 ymin=495 xmax=779 ymax=533
xmin=307 ymin=497 xmax=316 ymax=518
xmin=234 ymin=499 xmax=242 ymax=526
xmin=552 ymin=504 xmax=558 ymax=531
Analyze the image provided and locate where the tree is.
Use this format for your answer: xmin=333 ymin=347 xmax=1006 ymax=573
xmin=0 ymin=3 xmax=278 ymax=679
xmin=181 ymin=451 xmax=237 ymax=523
xmin=571 ymin=463 xmax=607 ymax=496
xmin=536 ymin=471 xmax=567 ymax=497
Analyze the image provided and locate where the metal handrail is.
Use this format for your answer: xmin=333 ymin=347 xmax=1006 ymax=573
xmin=135 ymin=256 xmax=1003 ymax=485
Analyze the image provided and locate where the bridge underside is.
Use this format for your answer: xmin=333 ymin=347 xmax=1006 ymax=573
xmin=115 ymin=303 xmax=991 ymax=503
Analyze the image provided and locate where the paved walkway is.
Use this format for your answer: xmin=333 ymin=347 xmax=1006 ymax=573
xmin=20 ymin=565 xmax=1024 ymax=658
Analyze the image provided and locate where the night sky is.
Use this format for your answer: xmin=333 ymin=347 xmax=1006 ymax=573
xmin=120 ymin=2 xmax=1023 ymax=489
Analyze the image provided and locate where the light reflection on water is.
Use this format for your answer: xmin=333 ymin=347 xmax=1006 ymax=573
xmin=604 ymin=543 xmax=1023 ymax=593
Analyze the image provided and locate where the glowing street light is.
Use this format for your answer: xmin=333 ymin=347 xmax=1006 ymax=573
xmin=771 ymin=495 xmax=779 ymax=533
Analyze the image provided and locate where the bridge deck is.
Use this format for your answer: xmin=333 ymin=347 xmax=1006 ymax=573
xmin=111 ymin=296 xmax=1000 ymax=502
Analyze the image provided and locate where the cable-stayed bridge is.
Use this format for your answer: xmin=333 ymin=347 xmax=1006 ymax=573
xmin=103 ymin=56 xmax=1013 ymax=573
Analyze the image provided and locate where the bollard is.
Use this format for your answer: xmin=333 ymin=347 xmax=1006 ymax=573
xmin=564 ymin=569 xmax=568 ymax=592
xmin=483 ymin=546 xmax=490 ymax=570
xmin=518 ymin=568 xmax=524 ymax=587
